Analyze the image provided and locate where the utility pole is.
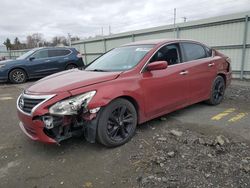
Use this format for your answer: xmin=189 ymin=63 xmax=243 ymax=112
xmin=68 ymin=33 xmax=71 ymax=47
xmin=174 ymin=8 xmax=176 ymax=29
xmin=173 ymin=8 xmax=177 ymax=38
xmin=101 ymin=27 xmax=104 ymax=36
xmin=108 ymin=25 xmax=111 ymax=35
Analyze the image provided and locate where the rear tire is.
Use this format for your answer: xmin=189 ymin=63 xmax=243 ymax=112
xmin=9 ymin=69 xmax=27 ymax=84
xmin=97 ymin=99 xmax=137 ymax=147
xmin=65 ymin=64 xmax=77 ymax=70
xmin=206 ymin=75 xmax=225 ymax=105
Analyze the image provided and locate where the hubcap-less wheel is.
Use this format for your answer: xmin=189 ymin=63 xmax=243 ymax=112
xmin=97 ymin=99 xmax=137 ymax=147
xmin=107 ymin=106 xmax=134 ymax=142
xmin=206 ymin=76 xmax=225 ymax=105
xmin=9 ymin=69 xmax=27 ymax=84
xmin=212 ymin=78 xmax=224 ymax=103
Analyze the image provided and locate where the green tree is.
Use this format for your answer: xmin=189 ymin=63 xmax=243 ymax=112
xmin=3 ymin=38 xmax=12 ymax=50
xmin=13 ymin=37 xmax=21 ymax=50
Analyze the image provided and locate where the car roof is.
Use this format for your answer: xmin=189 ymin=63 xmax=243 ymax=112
xmin=122 ymin=39 xmax=203 ymax=46
xmin=32 ymin=47 xmax=75 ymax=51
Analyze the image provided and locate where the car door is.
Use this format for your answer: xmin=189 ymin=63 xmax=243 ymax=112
xmin=180 ymin=42 xmax=216 ymax=104
xmin=141 ymin=43 xmax=190 ymax=119
xmin=27 ymin=49 xmax=58 ymax=77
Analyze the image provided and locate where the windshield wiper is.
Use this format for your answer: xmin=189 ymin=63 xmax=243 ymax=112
xmin=88 ymin=69 xmax=107 ymax=72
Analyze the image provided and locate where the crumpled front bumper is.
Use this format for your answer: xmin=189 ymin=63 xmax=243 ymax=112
xmin=17 ymin=110 xmax=57 ymax=144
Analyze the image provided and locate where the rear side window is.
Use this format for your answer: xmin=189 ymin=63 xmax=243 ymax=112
xmin=32 ymin=50 xmax=49 ymax=59
xmin=182 ymin=43 xmax=207 ymax=61
xmin=48 ymin=49 xmax=71 ymax=57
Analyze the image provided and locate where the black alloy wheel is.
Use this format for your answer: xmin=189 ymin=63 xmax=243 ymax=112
xmin=97 ymin=99 xmax=137 ymax=147
xmin=206 ymin=75 xmax=225 ymax=105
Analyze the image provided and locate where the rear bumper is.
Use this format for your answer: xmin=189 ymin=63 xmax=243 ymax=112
xmin=18 ymin=110 xmax=57 ymax=144
xmin=225 ymin=71 xmax=232 ymax=87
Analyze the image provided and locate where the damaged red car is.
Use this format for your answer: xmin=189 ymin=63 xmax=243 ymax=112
xmin=17 ymin=39 xmax=232 ymax=147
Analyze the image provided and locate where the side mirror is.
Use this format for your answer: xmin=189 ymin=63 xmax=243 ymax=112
xmin=146 ymin=61 xmax=168 ymax=71
xmin=29 ymin=57 xmax=35 ymax=61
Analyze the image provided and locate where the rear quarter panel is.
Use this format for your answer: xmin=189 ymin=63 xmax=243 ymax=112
xmin=213 ymin=51 xmax=232 ymax=87
xmin=67 ymin=53 xmax=84 ymax=68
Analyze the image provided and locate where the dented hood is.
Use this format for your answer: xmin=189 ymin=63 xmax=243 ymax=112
xmin=26 ymin=69 xmax=121 ymax=93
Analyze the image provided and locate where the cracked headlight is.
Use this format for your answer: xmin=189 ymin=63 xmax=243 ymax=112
xmin=49 ymin=91 xmax=96 ymax=115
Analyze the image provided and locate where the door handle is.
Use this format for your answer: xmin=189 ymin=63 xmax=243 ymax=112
xmin=180 ymin=70 xmax=189 ymax=75
xmin=45 ymin=60 xmax=51 ymax=63
xmin=208 ymin=63 xmax=215 ymax=67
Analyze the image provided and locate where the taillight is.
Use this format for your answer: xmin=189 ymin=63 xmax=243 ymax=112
xmin=77 ymin=52 xmax=82 ymax=58
xmin=225 ymin=57 xmax=231 ymax=72
xmin=226 ymin=57 xmax=231 ymax=64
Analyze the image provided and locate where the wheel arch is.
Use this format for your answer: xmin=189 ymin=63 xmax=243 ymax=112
xmin=8 ymin=67 xmax=29 ymax=79
xmin=65 ymin=63 xmax=78 ymax=69
xmin=107 ymin=95 xmax=141 ymax=124
xmin=217 ymin=73 xmax=226 ymax=85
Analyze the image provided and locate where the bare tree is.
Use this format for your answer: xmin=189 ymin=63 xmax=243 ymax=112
xmin=26 ymin=33 xmax=44 ymax=48
xmin=52 ymin=36 xmax=68 ymax=46
xmin=71 ymin=36 xmax=80 ymax=42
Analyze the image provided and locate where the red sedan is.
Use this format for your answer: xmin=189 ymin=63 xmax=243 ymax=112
xmin=17 ymin=39 xmax=232 ymax=147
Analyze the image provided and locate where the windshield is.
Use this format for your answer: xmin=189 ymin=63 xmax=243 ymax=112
xmin=16 ymin=49 xmax=36 ymax=60
xmin=85 ymin=45 xmax=154 ymax=71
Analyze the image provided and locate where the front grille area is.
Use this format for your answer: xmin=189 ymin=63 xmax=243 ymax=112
xmin=22 ymin=98 xmax=45 ymax=114
xmin=18 ymin=94 xmax=49 ymax=114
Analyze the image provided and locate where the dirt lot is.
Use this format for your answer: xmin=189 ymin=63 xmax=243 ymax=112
xmin=0 ymin=80 xmax=250 ymax=188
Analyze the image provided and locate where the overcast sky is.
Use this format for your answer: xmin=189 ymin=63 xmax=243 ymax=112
xmin=0 ymin=0 xmax=250 ymax=44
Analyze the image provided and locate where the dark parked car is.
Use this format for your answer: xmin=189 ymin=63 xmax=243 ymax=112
xmin=17 ymin=39 xmax=231 ymax=147
xmin=0 ymin=47 xmax=84 ymax=84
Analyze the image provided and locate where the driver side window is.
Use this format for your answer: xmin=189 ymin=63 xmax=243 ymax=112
xmin=150 ymin=43 xmax=181 ymax=66
xmin=32 ymin=50 xmax=49 ymax=59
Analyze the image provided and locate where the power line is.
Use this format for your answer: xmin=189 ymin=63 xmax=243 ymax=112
xmin=80 ymin=0 xmax=248 ymax=37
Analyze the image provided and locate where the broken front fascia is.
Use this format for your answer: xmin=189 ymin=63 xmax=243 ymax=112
xmin=41 ymin=91 xmax=101 ymax=143
xmin=41 ymin=107 xmax=101 ymax=144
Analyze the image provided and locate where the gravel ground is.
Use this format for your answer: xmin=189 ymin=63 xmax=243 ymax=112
xmin=0 ymin=80 xmax=250 ymax=188
xmin=129 ymin=81 xmax=250 ymax=188
xmin=225 ymin=80 xmax=250 ymax=105
xmin=133 ymin=128 xmax=250 ymax=188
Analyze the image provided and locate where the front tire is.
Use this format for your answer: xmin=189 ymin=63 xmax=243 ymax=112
xmin=9 ymin=69 xmax=27 ymax=84
xmin=97 ymin=99 xmax=137 ymax=147
xmin=206 ymin=75 xmax=225 ymax=105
